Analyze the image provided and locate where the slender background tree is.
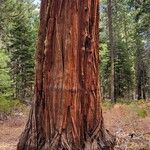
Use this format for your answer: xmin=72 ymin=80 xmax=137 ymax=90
xmin=100 ymin=0 xmax=150 ymax=101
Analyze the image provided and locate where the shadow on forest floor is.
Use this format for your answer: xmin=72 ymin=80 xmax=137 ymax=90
xmin=0 ymin=101 xmax=149 ymax=150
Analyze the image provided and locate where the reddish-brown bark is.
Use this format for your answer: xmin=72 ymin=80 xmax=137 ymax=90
xmin=17 ymin=0 xmax=115 ymax=149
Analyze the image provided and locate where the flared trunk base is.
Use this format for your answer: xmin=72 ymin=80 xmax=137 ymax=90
xmin=17 ymin=112 xmax=115 ymax=150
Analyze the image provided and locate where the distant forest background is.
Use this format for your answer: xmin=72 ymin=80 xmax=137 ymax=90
xmin=0 ymin=0 xmax=150 ymax=103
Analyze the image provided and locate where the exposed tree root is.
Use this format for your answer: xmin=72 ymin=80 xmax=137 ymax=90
xmin=17 ymin=114 xmax=115 ymax=150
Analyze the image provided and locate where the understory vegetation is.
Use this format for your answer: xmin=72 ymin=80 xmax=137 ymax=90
xmin=0 ymin=97 xmax=25 ymax=115
xmin=103 ymin=100 xmax=150 ymax=118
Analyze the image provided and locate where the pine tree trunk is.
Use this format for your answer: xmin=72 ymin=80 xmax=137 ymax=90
xmin=107 ymin=0 xmax=115 ymax=102
xmin=17 ymin=0 xmax=115 ymax=149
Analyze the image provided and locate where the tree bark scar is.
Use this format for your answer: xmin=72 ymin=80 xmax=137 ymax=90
xmin=85 ymin=35 xmax=92 ymax=52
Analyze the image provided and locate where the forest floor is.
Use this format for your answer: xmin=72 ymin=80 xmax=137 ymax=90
xmin=103 ymin=101 xmax=150 ymax=149
xmin=0 ymin=101 xmax=149 ymax=150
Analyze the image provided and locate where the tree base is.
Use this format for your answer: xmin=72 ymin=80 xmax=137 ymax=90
xmin=17 ymin=111 xmax=115 ymax=150
xmin=18 ymin=131 xmax=115 ymax=150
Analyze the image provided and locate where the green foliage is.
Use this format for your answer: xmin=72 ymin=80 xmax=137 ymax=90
xmin=129 ymin=102 xmax=146 ymax=118
xmin=102 ymin=100 xmax=114 ymax=110
xmin=137 ymin=108 xmax=147 ymax=118
xmin=132 ymin=0 xmax=150 ymax=100
xmin=103 ymin=99 xmax=150 ymax=118
xmin=116 ymin=99 xmax=133 ymax=105
xmin=8 ymin=0 xmax=39 ymax=100
xmin=0 ymin=50 xmax=12 ymax=97
xmin=0 ymin=0 xmax=39 ymax=101
xmin=0 ymin=96 xmax=25 ymax=114
xmin=100 ymin=43 xmax=110 ymax=97
xmin=100 ymin=0 xmax=150 ymax=100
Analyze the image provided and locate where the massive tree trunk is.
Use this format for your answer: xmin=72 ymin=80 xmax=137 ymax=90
xmin=17 ymin=0 xmax=115 ymax=149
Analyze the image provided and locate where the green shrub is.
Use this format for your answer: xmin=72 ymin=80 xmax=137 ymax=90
xmin=103 ymin=99 xmax=149 ymax=118
xmin=0 ymin=96 xmax=25 ymax=114
xmin=102 ymin=101 xmax=114 ymax=110
xmin=136 ymin=108 xmax=147 ymax=118
xmin=129 ymin=102 xmax=148 ymax=118
xmin=116 ymin=99 xmax=132 ymax=105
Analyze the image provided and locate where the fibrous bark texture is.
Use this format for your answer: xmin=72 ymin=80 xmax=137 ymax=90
xmin=17 ymin=0 xmax=115 ymax=149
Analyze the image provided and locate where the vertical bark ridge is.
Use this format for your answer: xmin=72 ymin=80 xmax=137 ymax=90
xmin=17 ymin=0 xmax=115 ymax=149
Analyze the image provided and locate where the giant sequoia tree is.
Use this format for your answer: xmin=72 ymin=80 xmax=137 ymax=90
xmin=17 ymin=0 xmax=115 ymax=149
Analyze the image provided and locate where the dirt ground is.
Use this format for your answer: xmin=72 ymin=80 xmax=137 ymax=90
xmin=0 ymin=112 xmax=28 ymax=150
xmin=0 ymin=104 xmax=150 ymax=150
xmin=103 ymin=104 xmax=150 ymax=150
